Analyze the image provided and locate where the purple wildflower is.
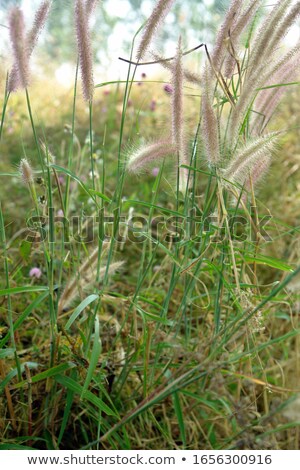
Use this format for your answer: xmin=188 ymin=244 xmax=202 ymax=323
xmin=164 ymin=84 xmax=173 ymax=94
xmin=150 ymin=99 xmax=157 ymax=111
xmin=29 ymin=267 xmax=42 ymax=279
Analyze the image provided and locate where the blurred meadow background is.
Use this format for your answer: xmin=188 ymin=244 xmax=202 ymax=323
xmin=0 ymin=0 xmax=300 ymax=451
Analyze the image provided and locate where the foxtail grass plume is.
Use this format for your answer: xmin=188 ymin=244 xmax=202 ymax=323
xmin=266 ymin=42 xmax=300 ymax=85
xmin=228 ymin=1 xmax=300 ymax=145
xmin=136 ymin=0 xmax=175 ymax=61
xmin=40 ymin=140 xmax=56 ymax=165
xmin=8 ymin=2 xmax=52 ymax=93
xmin=242 ymin=154 xmax=271 ymax=199
xmin=266 ymin=2 xmax=300 ymax=55
xmin=27 ymin=1 xmax=52 ymax=55
xmin=247 ymin=0 xmax=291 ymax=80
xmin=224 ymin=0 xmax=261 ymax=79
xmin=223 ymin=133 xmax=278 ymax=186
xmin=8 ymin=8 xmax=29 ymax=91
xmin=19 ymin=158 xmax=34 ymax=185
xmin=210 ymin=0 xmax=242 ymax=71
xmin=171 ymin=38 xmax=184 ymax=147
xmin=201 ymin=67 xmax=220 ymax=167
xmin=85 ymin=0 xmax=99 ymax=16
xmin=127 ymin=139 xmax=176 ymax=173
xmin=75 ymin=0 xmax=95 ymax=102
xmin=171 ymin=37 xmax=189 ymax=191
xmin=252 ymin=51 xmax=300 ymax=134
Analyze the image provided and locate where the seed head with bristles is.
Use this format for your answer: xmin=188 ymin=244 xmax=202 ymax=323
xmin=85 ymin=0 xmax=99 ymax=17
xmin=210 ymin=0 xmax=242 ymax=70
xmin=201 ymin=66 xmax=220 ymax=167
xmin=136 ymin=0 xmax=175 ymax=61
xmin=19 ymin=158 xmax=34 ymax=185
xmin=247 ymin=0 xmax=291 ymax=80
xmin=171 ymin=38 xmax=184 ymax=149
xmin=171 ymin=37 xmax=189 ymax=191
xmin=75 ymin=0 xmax=94 ymax=102
xmin=7 ymin=2 xmax=52 ymax=93
xmin=224 ymin=0 xmax=261 ymax=79
xmin=252 ymin=51 xmax=300 ymax=134
xmin=127 ymin=139 xmax=176 ymax=174
xmin=223 ymin=133 xmax=278 ymax=186
xmin=8 ymin=7 xmax=29 ymax=92
xmin=27 ymin=1 xmax=52 ymax=55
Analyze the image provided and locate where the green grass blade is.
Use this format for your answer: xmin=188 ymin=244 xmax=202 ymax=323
xmin=81 ymin=315 xmax=102 ymax=397
xmin=65 ymin=294 xmax=99 ymax=330
xmin=54 ymin=375 xmax=118 ymax=417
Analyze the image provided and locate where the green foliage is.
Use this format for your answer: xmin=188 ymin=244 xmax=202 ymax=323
xmin=0 ymin=0 xmax=300 ymax=452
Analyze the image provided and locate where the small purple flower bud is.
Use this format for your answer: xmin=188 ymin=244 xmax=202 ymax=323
xmin=150 ymin=99 xmax=156 ymax=111
xmin=29 ymin=267 xmax=42 ymax=279
xmin=163 ymin=84 xmax=173 ymax=94
xmin=57 ymin=209 xmax=64 ymax=217
xmin=152 ymin=167 xmax=160 ymax=177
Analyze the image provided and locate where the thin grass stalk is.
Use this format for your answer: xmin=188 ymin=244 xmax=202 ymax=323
xmin=25 ymin=88 xmax=44 ymax=175
xmin=89 ymin=101 xmax=95 ymax=189
xmin=44 ymin=147 xmax=57 ymax=369
xmin=0 ymin=74 xmax=10 ymax=142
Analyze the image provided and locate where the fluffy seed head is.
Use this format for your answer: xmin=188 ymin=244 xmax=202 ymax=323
xmin=85 ymin=0 xmax=99 ymax=16
xmin=19 ymin=158 xmax=34 ymax=184
xmin=201 ymin=67 xmax=220 ymax=166
xmin=224 ymin=133 xmax=278 ymax=186
xmin=8 ymin=2 xmax=52 ymax=92
xmin=252 ymin=52 xmax=300 ymax=134
xmin=27 ymin=1 xmax=52 ymax=55
xmin=8 ymin=7 xmax=29 ymax=91
xmin=263 ymin=1 xmax=300 ymax=68
xmin=136 ymin=0 xmax=175 ymax=61
xmin=247 ymin=0 xmax=291 ymax=80
xmin=224 ymin=0 xmax=260 ymax=78
xmin=244 ymin=155 xmax=271 ymax=192
xmin=127 ymin=139 xmax=177 ymax=174
xmin=171 ymin=37 xmax=189 ymax=190
xmin=171 ymin=38 xmax=184 ymax=151
xmin=211 ymin=0 xmax=242 ymax=70
xmin=75 ymin=0 xmax=94 ymax=102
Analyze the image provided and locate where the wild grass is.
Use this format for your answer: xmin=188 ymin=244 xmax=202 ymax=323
xmin=0 ymin=0 xmax=300 ymax=450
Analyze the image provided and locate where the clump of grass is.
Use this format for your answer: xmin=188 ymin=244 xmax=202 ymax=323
xmin=1 ymin=0 xmax=300 ymax=452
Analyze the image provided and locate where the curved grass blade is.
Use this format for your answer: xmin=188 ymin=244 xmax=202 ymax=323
xmin=54 ymin=374 xmax=117 ymax=417
xmin=65 ymin=294 xmax=99 ymax=330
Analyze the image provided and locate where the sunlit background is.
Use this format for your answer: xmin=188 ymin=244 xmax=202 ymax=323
xmin=0 ymin=0 xmax=298 ymax=88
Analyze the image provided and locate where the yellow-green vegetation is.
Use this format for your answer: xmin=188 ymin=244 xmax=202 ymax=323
xmin=0 ymin=0 xmax=300 ymax=451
